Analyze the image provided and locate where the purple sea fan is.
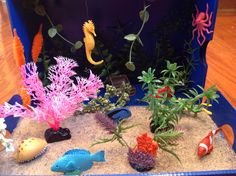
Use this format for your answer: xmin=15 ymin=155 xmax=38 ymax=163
xmin=128 ymin=148 xmax=156 ymax=172
xmin=95 ymin=113 xmax=116 ymax=134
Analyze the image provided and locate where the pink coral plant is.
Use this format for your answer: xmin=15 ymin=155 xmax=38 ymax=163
xmin=0 ymin=56 xmax=103 ymax=131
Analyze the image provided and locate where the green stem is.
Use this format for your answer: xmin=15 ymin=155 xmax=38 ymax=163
xmin=128 ymin=6 xmax=148 ymax=63
xmin=45 ymin=13 xmax=75 ymax=46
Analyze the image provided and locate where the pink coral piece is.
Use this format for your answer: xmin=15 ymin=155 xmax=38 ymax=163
xmin=0 ymin=56 xmax=103 ymax=131
xmin=192 ymin=3 xmax=214 ymax=46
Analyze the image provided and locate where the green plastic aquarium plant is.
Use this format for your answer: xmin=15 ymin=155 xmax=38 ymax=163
xmin=124 ymin=5 xmax=150 ymax=71
xmin=138 ymin=61 xmax=219 ymax=133
xmin=79 ymin=83 xmax=131 ymax=114
xmin=91 ymin=113 xmax=136 ymax=148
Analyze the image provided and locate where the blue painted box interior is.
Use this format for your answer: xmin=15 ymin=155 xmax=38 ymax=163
xmin=4 ymin=0 xmax=236 ymax=175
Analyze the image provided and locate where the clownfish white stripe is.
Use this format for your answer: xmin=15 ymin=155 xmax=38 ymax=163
xmin=212 ymin=130 xmax=216 ymax=135
xmin=199 ymin=143 xmax=208 ymax=155
xmin=209 ymin=135 xmax=213 ymax=144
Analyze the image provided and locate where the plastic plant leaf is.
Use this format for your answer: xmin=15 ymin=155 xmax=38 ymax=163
xmin=56 ymin=24 xmax=63 ymax=32
xmin=70 ymin=46 xmax=76 ymax=53
xmin=74 ymin=41 xmax=83 ymax=50
xmin=48 ymin=27 xmax=57 ymax=38
xmin=105 ymin=54 xmax=112 ymax=62
xmin=125 ymin=62 xmax=136 ymax=71
xmin=139 ymin=7 xmax=150 ymax=23
xmin=34 ymin=5 xmax=46 ymax=16
xmin=124 ymin=34 xmax=137 ymax=41
xmin=137 ymin=36 xmax=144 ymax=46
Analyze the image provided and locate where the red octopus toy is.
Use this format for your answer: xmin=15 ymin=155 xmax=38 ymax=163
xmin=192 ymin=3 xmax=214 ymax=46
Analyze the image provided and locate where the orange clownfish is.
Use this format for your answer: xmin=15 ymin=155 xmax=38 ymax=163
xmin=197 ymin=128 xmax=221 ymax=158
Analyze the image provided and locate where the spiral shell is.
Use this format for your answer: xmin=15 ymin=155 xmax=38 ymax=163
xmin=16 ymin=137 xmax=47 ymax=163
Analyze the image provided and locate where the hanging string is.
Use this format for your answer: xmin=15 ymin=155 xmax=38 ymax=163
xmin=85 ymin=0 xmax=89 ymax=19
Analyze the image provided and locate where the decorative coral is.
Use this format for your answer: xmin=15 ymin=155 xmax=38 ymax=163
xmin=13 ymin=29 xmax=25 ymax=67
xmin=0 ymin=56 xmax=103 ymax=132
xmin=32 ymin=24 xmax=43 ymax=62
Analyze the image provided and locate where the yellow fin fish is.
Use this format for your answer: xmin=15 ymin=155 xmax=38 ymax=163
xmin=83 ymin=20 xmax=104 ymax=65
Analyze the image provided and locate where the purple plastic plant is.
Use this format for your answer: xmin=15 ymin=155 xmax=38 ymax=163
xmin=0 ymin=56 xmax=103 ymax=131
xmin=128 ymin=148 xmax=156 ymax=172
xmin=95 ymin=113 xmax=117 ymax=134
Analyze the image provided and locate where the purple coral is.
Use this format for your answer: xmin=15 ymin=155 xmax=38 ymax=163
xmin=95 ymin=113 xmax=116 ymax=134
xmin=128 ymin=148 xmax=156 ymax=172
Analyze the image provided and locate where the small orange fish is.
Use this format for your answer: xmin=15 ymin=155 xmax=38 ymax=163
xmin=197 ymin=128 xmax=221 ymax=158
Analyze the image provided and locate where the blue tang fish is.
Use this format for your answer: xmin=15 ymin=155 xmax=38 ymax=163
xmin=51 ymin=149 xmax=105 ymax=175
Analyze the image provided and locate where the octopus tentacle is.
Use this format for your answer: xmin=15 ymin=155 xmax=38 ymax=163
xmin=200 ymin=30 xmax=206 ymax=46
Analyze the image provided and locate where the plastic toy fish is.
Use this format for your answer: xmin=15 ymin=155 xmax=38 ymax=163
xmin=51 ymin=149 xmax=105 ymax=175
xmin=197 ymin=128 xmax=221 ymax=158
xmin=83 ymin=20 xmax=104 ymax=65
xmin=106 ymin=107 xmax=131 ymax=122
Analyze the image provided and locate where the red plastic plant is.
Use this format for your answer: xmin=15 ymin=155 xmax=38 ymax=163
xmin=192 ymin=3 xmax=214 ymax=46
xmin=155 ymin=86 xmax=173 ymax=99
xmin=133 ymin=133 xmax=158 ymax=157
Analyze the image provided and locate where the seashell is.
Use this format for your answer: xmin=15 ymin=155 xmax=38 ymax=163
xmin=16 ymin=137 xmax=47 ymax=163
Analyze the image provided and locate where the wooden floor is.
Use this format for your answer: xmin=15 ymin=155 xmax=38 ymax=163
xmin=206 ymin=11 xmax=236 ymax=108
xmin=0 ymin=3 xmax=235 ymax=108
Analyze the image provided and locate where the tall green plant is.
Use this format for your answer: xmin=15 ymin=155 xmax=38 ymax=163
xmin=138 ymin=61 xmax=219 ymax=132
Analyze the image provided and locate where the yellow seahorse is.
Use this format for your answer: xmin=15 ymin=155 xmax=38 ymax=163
xmin=83 ymin=20 xmax=104 ymax=65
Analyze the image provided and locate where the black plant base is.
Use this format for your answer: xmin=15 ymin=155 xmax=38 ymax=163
xmin=44 ymin=127 xmax=71 ymax=143
xmin=129 ymin=162 xmax=153 ymax=172
xmin=150 ymin=121 xmax=173 ymax=133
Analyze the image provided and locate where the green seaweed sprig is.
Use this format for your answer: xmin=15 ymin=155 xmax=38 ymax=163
xmin=124 ymin=5 xmax=150 ymax=71
xmin=91 ymin=120 xmax=137 ymax=148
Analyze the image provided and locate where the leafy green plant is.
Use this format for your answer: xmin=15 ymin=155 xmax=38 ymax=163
xmin=91 ymin=118 xmax=136 ymax=148
xmin=154 ymin=130 xmax=183 ymax=161
xmin=138 ymin=61 xmax=219 ymax=132
xmin=77 ymin=83 xmax=131 ymax=114
xmin=124 ymin=5 xmax=150 ymax=71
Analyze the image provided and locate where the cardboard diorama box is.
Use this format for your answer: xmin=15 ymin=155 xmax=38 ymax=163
xmin=1 ymin=0 xmax=236 ymax=175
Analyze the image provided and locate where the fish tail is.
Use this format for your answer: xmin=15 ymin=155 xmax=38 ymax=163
xmin=91 ymin=150 xmax=105 ymax=162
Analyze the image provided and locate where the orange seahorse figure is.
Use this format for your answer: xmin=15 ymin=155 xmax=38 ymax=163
xmin=83 ymin=20 xmax=104 ymax=65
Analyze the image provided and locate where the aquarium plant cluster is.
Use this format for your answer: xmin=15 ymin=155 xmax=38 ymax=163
xmin=0 ymin=1 xmax=221 ymax=174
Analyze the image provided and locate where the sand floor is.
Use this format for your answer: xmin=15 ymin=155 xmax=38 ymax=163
xmin=0 ymin=106 xmax=235 ymax=175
